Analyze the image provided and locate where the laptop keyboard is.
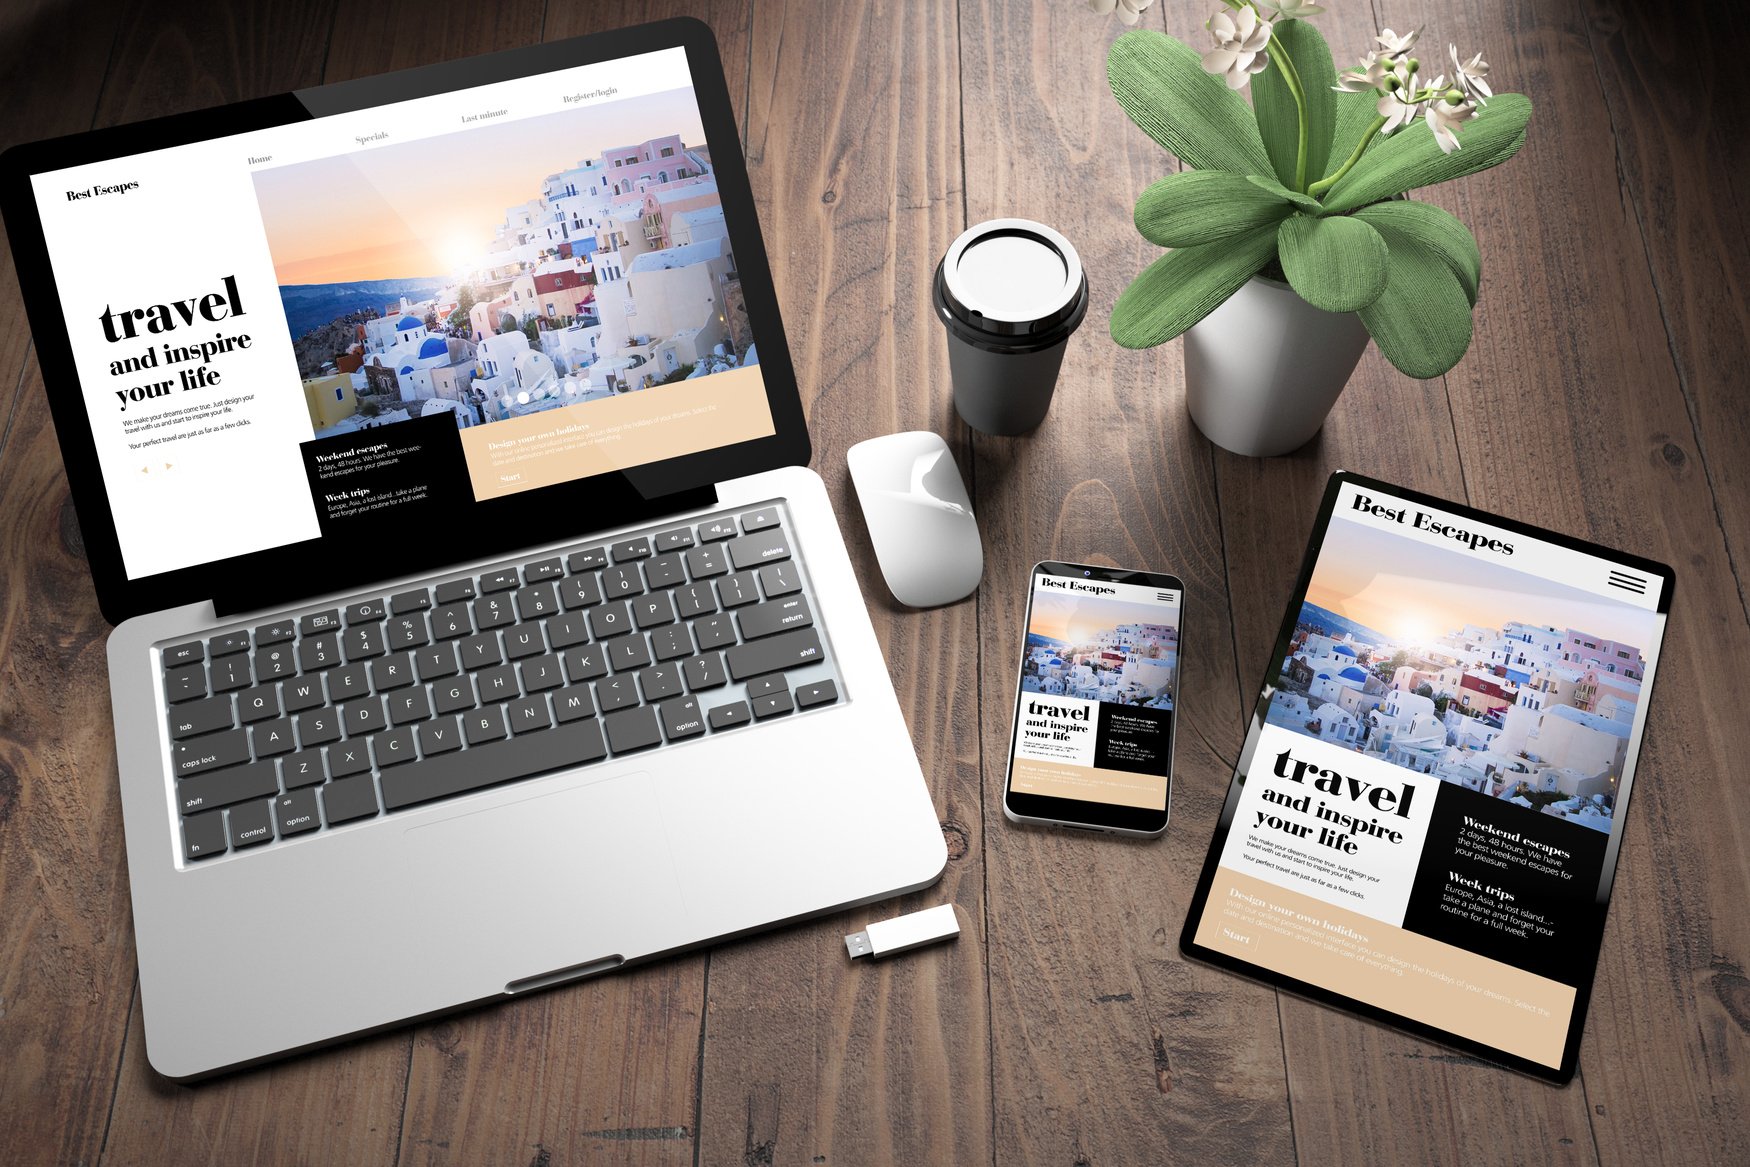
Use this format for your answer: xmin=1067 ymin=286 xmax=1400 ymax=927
xmin=162 ymin=501 xmax=841 ymax=861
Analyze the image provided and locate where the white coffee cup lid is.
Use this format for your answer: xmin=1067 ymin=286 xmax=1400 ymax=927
xmin=939 ymin=218 xmax=1085 ymax=337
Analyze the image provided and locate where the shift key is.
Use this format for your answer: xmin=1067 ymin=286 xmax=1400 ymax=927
xmin=725 ymin=627 xmax=824 ymax=680
xmin=177 ymin=760 xmax=278 ymax=815
xmin=172 ymin=727 xmax=250 ymax=777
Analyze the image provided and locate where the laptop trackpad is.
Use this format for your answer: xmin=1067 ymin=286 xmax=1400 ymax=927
xmin=398 ymin=770 xmax=693 ymax=980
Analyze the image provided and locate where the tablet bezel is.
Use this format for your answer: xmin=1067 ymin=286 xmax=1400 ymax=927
xmin=0 ymin=18 xmax=808 ymax=624
xmin=1179 ymin=470 xmax=1676 ymax=1084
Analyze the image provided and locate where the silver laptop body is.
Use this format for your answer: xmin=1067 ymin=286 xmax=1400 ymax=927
xmin=111 ymin=464 xmax=944 ymax=1078
xmin=2 ymin=20 xmax=946 ymax=1078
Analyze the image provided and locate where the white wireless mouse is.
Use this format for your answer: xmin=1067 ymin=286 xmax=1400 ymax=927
xmin=847 ymin=430 xmax=983 ymax=607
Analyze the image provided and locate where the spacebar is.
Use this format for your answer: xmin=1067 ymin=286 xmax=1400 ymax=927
xmin=380 ymin=721 xmax=608 ymax=810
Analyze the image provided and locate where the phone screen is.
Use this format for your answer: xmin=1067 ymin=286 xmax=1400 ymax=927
xmin=1005 ymin=563 xmax=1182 ymax=832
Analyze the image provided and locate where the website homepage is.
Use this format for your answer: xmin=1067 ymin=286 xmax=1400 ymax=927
xmin=1009 ymin=575 xmax=1180 ymax=811
xmin=30 ymin=46 xmax=774 ymax=580
xmin=1194 ymin=482 xmax=1665 ymax=1069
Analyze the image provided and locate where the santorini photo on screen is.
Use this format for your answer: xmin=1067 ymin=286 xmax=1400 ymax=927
xmin=251 ymin=85 xmax=755 ymax=440
xmin=1019 ymin=590 xmax=1178 ymax=711
xmin=1270 ymin=517 xmax=1654 ymax=834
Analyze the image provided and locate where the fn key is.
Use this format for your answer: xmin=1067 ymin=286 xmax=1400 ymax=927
xmin=182 ymin=810 xmax=227 ymax=860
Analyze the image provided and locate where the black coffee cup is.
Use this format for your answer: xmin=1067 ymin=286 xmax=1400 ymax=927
xmin=932 ymin=218 xmax=1089 ymax=436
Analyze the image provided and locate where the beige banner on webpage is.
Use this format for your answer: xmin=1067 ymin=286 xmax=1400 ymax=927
xmin=459 ymin=366 xmax=774 ymax=500
xmin=1010 ymin=757 xmax=1166 ymax=810
xmin=1196 ymin=867 xmax=1575 ymax=1068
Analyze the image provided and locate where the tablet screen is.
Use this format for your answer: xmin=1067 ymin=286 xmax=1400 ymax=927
xmin=1182 ymin=473 xmax=1672 ymax=1080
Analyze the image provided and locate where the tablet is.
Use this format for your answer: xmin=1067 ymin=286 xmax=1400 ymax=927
xmin=1181 ymin=472 xmax=1674 ymax=1082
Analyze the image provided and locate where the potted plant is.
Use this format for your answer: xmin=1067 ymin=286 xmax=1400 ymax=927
xmin=1102 ymin=2 xmax=1531 ymax=456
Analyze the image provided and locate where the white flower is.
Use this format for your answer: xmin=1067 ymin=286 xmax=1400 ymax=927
xmin=1086 ymin=0 xmax=1155 ymax=25
xmin=1201 ymin=6 xmax=1272 ymax=90
xmin=1425 ymin=93 xmax=1476 ymax=153
xmin=1334 ymin=49 xmax=1390 ymax=93
xmin=1449 ymin=44 xmax=1492 ymax=104
xmin=1375 ymin=27 xmax=1421 ymax=58
xmin=1376 ymin=62 xmax=1423 ymax=133
xmin=1256 ymin=0 xmax=1325 ymax=17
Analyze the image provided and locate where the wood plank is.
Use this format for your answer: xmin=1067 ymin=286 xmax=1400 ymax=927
xmin=84 ymin=4 xmax=414 ymax=1165
xmin=1582 ymin=0 xmax=1750 ymax=618
xmin=0 ymin=0 xmax=125 ymax=149
xmin=0 ymin=4 xmax=340 ymax=1166
xmin=90 ymin=1 xmax=334 ymax=127
xmin=0 ymin=3 xmax=1742 ymax=1164
xmin=106 ymin=998 xmax=412 ymax=1166
xmin=0 ymin=8 xmax=133 ymax=1156
xmin=958 ymin=3 xmax=1298 ymax=1162
xmin=323 ymin=0 xmax=544 ymax=79
xmin=0 ymin=0 xmax=128 ymax=462
xmin=1200 ymin=2 xmax=1605 ymax=1162
xmin=394 ymin=967 xmax=705 ymax=1167
xmin=693 ymin=2 xmax=992 ymax=1165
xmin=0 ymin=351 xmax=139 ymax=1167
xmin=378 ymin=5 xmax=735 ymax=1165
xmin=1378 ymin=1 xmax=1750 ymax=1161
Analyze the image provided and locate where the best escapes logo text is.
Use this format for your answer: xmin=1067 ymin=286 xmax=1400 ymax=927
xmin=98 ymin=275 xmax=255 ymax=411
xmin=1350 ymin=492 xmax=1515 ymax=556
xmin=65 ymin=180 xmax=139 ymax=201
xmin=1038 ymin=576 xmax=1117 ymax=597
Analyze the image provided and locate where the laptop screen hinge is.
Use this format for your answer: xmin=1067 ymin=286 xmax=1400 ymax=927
xmin=211 ymin=483 xmax=720 ymax=620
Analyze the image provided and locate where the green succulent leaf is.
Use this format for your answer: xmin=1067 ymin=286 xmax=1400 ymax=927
xmin=1251 ymin=18 xmax=1338 ymax=191
xmin=1247 ymin=174 xmax=1323 ymax=214
xmin=1134 ymin=171 xmax=1298 ymax=247
xmin=1277 ymin=214 xmax=1389 ymax=313
xmin=1323 ymin=93 xmax=1533 ymax=214
xmin=1323 ymin=89 xmax=1382 ymax=181
xmin=1108 ymin=30 xmax=1274 ymax=177
xmin=1110 ymin=223 xmax=1280 ymax=349
xmin=1353 ymin=200 xmax=1482 ymax=305
xmin=1356 ymin=229 xmax=1475 ymax=378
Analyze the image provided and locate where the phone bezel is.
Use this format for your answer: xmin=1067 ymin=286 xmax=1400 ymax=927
xmin=1002 ymin=560 xmax=1183 ymax=837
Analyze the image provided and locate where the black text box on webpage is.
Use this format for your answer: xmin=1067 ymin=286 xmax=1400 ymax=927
xmin=299 ymin=414 xmax=473 ymax=539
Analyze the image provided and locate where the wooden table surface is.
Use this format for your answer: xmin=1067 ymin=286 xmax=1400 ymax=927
xmin=1 ymin=0 xmax=1745 ymax=1163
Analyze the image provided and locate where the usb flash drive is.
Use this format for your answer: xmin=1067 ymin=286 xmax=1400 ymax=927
xmin=844 ymin=903 xmax=960 ymax=959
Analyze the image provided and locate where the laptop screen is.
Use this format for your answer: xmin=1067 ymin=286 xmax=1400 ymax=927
xmin=26 ymin=45 xmax=775 ymax=584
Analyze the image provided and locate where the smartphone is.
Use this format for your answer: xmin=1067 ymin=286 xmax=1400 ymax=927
xmin=1003 ymin=561 xmax=1184 ymax=837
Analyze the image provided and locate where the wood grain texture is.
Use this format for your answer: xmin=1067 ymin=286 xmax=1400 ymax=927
xmin=382 ymin=5 xmax=719 ymax=1165
xmin=961 ymin=3 xmax=1297 ymax=1163
xmin=80 ymin=4 xmax=415 ymax=1164
xmin=1582 ymin=0 xmax=1750 ymax=622
xmin=0 ymin=1 xmax=1745 ymax=1164
xmin=0 ymin=5 xmax=134 ymax=1159
xmin=0 ymin=350 xmax=137 ymax=1167
xmin=694 ymin=3 xmax=993 ymax=1165
xmin=1197 ymin=1 xmax=1605 ymax=1161
xmin=0 ymin=4 xmax=345 ymax=1166
xmin=1385 ymin=1 xmax=1750 ymax=1161
xmin=0 ymin=0 xmax=127 ymax=450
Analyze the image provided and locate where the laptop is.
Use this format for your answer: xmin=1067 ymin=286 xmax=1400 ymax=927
xmin=0 ymin=18 xmax=945 ymax=1079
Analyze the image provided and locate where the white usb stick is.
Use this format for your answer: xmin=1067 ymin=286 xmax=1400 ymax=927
xmin=844 ymin=903 xmax=961 ymax=959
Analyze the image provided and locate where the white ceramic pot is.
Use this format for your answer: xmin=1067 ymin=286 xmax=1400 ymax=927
xmin=1181 ymin=275 xmax=1372 ymax=457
